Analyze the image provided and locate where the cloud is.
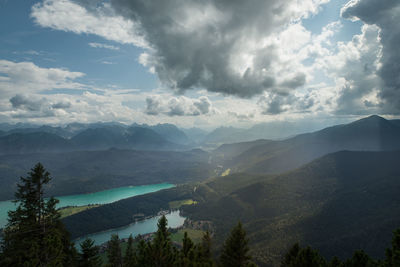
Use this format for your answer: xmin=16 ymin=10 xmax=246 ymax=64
xmin=31 ymin=0 xmax=147 ymax=47
xmin=12 ymin=50 xmax=41 ymax=56
xmin=10 ymin=94 xmax=47 ymax=112
xmin=258 ymin=94 xmax=289 ymax=115
xmin=228 ymin=111 xmax=255 ymax=121
xmin=0 ymin=60 xmax=217 ymax=125
xmin=257 ymin=90 xmax=317 ymax=115
xmin=89 ymin=42 xmax=120 ymax=50
xmin=101 ymin=61 xmax=115 ymax=65
xmin=145 ymin=95 xmax=213 ymax=116
xmin=145 ymin=96 xmax=162 ymax=115
xmin=26 ymin=0 xmax=400 ymax=123
xmin=341 ymin=0 xmax=400 ymax=114
xmin=316 ymin=24 xmax=383 ymax=115
xmin=52 ymin=101 xmax=71 ymax=109
xmin=8 ymin=94 xmax=72 ymax=118
xmin=110 ymin=0 xmax=330 ymax=97
xmin=32 ymin=0 xmax=329 ymax=98
xmin=8 ymin=94 xmax=54 ymax=118
xmin=0 ymin=59 xmax=85 ymax=97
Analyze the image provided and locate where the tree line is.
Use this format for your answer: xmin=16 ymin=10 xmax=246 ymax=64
xmin=0 ymin=163 xmax=399 ymax=266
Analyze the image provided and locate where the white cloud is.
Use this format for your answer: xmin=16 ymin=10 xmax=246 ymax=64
xmin=25 ymin=0 xmax=400 ymax=124
xmin=89 ymin=42 xmax=120 ymax=50
xmin=341 ymin=0 xmax=400 ymax=114
xmin=101 ymin=61 xmax=116 ymax=65
xmin=0 ymin=59 xmax=85 ymax=97
xmin=314 ymin=24 xmax=383 ymax=114
xmin=31 ymin=0 xmax=147 ymax=47
xmin=31 ymin=0 xmax=330 ymax=98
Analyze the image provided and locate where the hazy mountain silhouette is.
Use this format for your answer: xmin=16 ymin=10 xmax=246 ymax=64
xmin=203 ymin=126 xmax=245 ymax=144
xmin=182 ymin=127 xmax=208 ymax=144
xmin=0 ymin=132 xmax=71 ymax=154
xmin=202 ymin=120 xmax=326 ymax=145
xmin=218 ymin=115 xmax=400 ymax=174
xmin=0 ymin=125 xmax=184 ymax=154
xmin=142 ymin=123 xmax=190 ymax=145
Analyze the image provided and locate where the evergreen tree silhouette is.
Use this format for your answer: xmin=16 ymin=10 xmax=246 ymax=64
xmin=107 ymin=234 xmax=123 ymax=267
xmin=220 ymin=221 xmax=254 ymax=267
xmin=79 ymin=238 xmax=101 ymax=267
xmin=0 ymin=163 xmax=74 ymax=266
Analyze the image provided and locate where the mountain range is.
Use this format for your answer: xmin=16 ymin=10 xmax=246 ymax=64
xmin=0 ymin=117 xmax=362 ymax=153
xmin=213 ymin=115 xmax=400 ymax=174
xmin=57 ymin=115 xmax=400 ymax=266
xmin=0 ymin=124 xmax=190 ymax=154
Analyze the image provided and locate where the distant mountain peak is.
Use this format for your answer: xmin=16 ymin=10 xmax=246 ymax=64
xmin=355 ymin=115 xmax=386 ymax=123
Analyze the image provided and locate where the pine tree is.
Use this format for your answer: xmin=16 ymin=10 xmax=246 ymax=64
xmin=136 ymin=238 xmax=150 ymax=266
xmin=175 ymin=231 xmax=194 ymax=266
xmin=123 ymin=234 xmax=137 ymax=267
xmin=281 ymin=243 xmax=326 ymax=267
xmin=344 ymin=250 xmax=377 ymax=267
xmin=182 ymin=231 xmax=194 ymax=258
xmin=107 ymin=234 xmax=123 ymax=267
xmin=190 ymin=231 xmax=215 ymax=266
xmin=201 ymin=231 xmax=212 ymax=260
xmin=0 ymin=163 xmax=74 ymax=267
xmin=147 ymin=215 xmax=175 ymax=266
xmin=328 ymin=256 xmax=342 ymax=267
xmin=385 ymin=229 xmax=400 ymax=267
xmin=282 ymin=243 xmax=301 ymax=266
xmin=79 ymin=238 xmax=101 ymax=267
xmin=220 ymin=221 xmax=253 ymax=267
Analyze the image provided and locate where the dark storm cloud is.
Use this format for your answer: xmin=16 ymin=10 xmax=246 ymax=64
xmin=342 ymin=0 xmax=400 ymax=113
xmin=110 ymin=0 xmax=311 ymax=98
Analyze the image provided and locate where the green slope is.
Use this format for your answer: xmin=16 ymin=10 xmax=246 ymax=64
xmin=183 ymin=150 xmax=400 ymax=265
xmin=61 ymin=150 xmax=400 ymax=265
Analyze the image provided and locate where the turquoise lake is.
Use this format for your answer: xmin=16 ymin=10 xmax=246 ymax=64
xmin=74 ymin=210 xmax=186 ymax=246
xmin=0 ymin=183 xmax=174 ymax=228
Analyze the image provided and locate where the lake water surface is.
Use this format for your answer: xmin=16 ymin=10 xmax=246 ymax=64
xmin=74 ymin=210 xmax=186 ymax=246
xmin=0 ymin=183 xmax=174 ymax=228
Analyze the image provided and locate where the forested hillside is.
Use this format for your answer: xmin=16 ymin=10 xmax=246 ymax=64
xmin=62 ymin=149 xmax=400 ymax=265
xmin=184 ymin=150 xmax=400 ymax=265
xmin=0 ymin=148 xmax=214 ymax=200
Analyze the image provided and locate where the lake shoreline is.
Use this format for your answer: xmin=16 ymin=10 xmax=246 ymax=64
xmin=0 ymin=183 xmax=175 ymax=228
xmin=73 ymin=210 xmax=186 ymax=247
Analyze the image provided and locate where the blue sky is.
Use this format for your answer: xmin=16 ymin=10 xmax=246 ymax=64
xmin=0 ymin=0 xmax=397 ymax=129
xmin=0 ymin=0 xmax=156 ymax=91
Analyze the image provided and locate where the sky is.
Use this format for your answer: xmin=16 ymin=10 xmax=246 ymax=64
xmin=0 ymin=0 xmax=399 ymax=129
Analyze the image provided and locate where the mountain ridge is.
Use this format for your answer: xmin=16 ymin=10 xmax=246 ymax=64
xmin=217 ymin=115 xmax=400 ymax=174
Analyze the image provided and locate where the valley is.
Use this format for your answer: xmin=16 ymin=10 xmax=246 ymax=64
xmin=2 ymin=1 xmax=400 ymax=265
xmin=1 ymin=115 xmax=400 ymax=266
xmin=0 ymin=182 xmax=174 ymax=228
